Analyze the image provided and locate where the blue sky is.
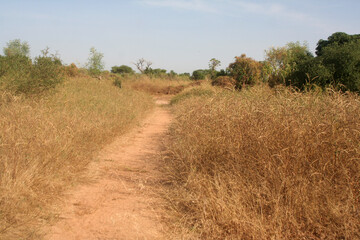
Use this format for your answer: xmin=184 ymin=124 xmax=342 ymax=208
xmin=1 ymin=0 xmax=359 ymax=73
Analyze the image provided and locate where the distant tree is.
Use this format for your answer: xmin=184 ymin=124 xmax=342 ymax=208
xmin=3 ymin=39 xmax=30 ymax=57
xmin=180 ymin=72 xmax=191 ymax=77
xmin=86 ymin=47 xmax=104 ymax=77
xmin=209 ymin=58 xmax=221 ymax=79
xmin=111 ymin=65 xmax=134 ymax=74
xmin=144 ymin=68 xmax=166 ymax=77
xmin=169 ymin=70 xmax=177 ymax=77
xmin=192 ymin=69 xmax=210 ymax=80
xmin=134 ymin=58 xmax=152 ymax=73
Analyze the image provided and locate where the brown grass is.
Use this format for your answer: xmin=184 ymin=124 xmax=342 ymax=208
xmin=123 ymin=75 xmax=193 ymax=95
xmin=0 ymin=76 xmax=154 ymax=239
xmin=165 ymin=84 xmax=360 ymax=239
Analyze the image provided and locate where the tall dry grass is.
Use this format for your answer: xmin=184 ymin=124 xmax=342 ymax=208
xmin=165 ymin=85 xmax=360 ymax=239
xmin=0 ymin=76 xmax=154 ymax=239
xmin=123 ymin=74 xmax=192 ymax=95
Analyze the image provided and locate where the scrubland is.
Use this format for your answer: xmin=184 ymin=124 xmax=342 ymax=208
xmin=165 ymin=84 xmax=360 ymax=239
xmin=0 ymin=76 xmax=154 ymax=239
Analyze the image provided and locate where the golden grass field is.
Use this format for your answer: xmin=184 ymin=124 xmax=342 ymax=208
xmin=0 ymin=76 xmax=154 ymax=239
xmin=165 ymin=84 xmax=360 ymax=239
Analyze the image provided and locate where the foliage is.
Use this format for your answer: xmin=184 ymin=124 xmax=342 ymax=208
xmin=144 ymin=68 xmax=167 ymax=77
xmin=209 ymin=58 xmax=221 ymax=79
xmin=316 ymin=32 xmax=360 ymax=56
xmin=111 ymin=65 xmax=134 ymax=75
xmin=288 ymin=33 xmax=360 ymax=92
xmin=3 ymin=39 xmax=30 ymax=57
xmin=0 ymin=48 xmax=63 ymax=94
xmin=228 ymin=54 xmax=263 ymax=89
xmin=320 ymin=37 xmax=360 ymax=92
xmin=86 ymin=47 xmax=104 ymax=77
xmin=192 ymin=69 xmax=210 ymax=80
xmin=265 ymin=42 xmax=312 ymax=87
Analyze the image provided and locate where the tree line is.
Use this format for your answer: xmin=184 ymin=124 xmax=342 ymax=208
xmin=196 ymin=32 xmax=360 ymax=92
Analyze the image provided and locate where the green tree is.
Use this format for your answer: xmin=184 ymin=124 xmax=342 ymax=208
xmin=265 ymin=42 xmax=312 ymax=87
xmin=321 ymin=40 xmax=360 ymax=91
xmin=3 ymin=39 xmax=30 ymax=57
xmin=87 ymin=47 xmax=104 ymax=77
xmin=192 ymin=69 xmax=210 ymax=80
xmin=316 ymin=32 xmax=360 ymax=56
xmin=111 ymin=65 xmax=134 ymax=74
xmin=209 ymin=58 xmax=221 ymax=79
xmin=228 ymin=54 xmax=263 ymax=89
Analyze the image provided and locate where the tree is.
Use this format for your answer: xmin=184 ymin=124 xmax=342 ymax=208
xmin=134 ymin=58 xmax=152 ymax=73
xmin=144 ymin=68 xmax=166 ymax=77
xmin=292 ymin=33 xmax=360 ymax=92
xmin=111 ymin=65 xmax=134 ymax=74
xmin=228 ymin=54 xmax=263 ymax=89
xmin=192 ymin=69 xmax=210 ymax=80
xmin=86 ymin=47 xmax=104 ymax=77
xmin=265 ymin=42 xmax=312 ymax=87
xmin=209 ymin=58 xmax=221 ymax=79
xmin=320 ymin=40 xmax=360 ymax=92
xmin=316 ymin=32 xmax=360 ymax=56
xmin=3 ymin=39 xmax=30 ymax=57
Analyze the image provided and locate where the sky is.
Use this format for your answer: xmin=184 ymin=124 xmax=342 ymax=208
xmin=1 ymin=0 xmax=359 ymax=73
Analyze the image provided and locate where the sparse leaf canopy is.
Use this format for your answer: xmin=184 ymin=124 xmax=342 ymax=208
xmin=87 ymin=47 xmax=104 ymax=76
xmin=3 ymin=39 xmax=30 ymax=57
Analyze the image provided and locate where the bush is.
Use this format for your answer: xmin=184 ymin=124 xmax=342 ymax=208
xmin=0 ymin=52 xmax=64 ymax=94
xmin=192 ymin=69 xmax=210 ymax=80
xmin=228 ymin=54 xmax=263 ymax=89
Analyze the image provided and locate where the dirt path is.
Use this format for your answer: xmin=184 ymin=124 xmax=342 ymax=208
xmin=46 ymin=97 xmax=172 ymax=240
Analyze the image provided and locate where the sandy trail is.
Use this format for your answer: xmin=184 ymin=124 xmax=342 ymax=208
xmin=46 ymin=97 xmax=172 ymax=240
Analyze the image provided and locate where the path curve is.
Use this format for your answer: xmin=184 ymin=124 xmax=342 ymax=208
xmin=46 ymin=98 xmax=172 ymax=240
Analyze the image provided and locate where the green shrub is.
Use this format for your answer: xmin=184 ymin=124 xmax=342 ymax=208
xmin=0 ymin=52 xmax=63 ymax=94
xmin=192 ymin=69 xmax=210 ymax=80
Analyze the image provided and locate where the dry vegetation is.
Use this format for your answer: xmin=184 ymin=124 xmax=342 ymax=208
xmin=123 ymin=74 xmax=194 ymax=95
xmin=165 ymin=85 xmax=360 ymax=239
xmin=0 ymin=76 xmax=154 ymax=239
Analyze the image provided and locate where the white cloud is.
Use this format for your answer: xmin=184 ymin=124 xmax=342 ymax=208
xmin=141 ymin=0 xmax=218 ymax=13
xmin=233 ymin=1 xmax=327 ymax=29
xmin=141 ymin=0 xmax=329 ymax=31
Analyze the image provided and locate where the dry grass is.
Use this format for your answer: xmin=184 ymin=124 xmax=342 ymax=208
xmin=0 ymin=76 xmax=154 ymax=239
xmin=123 ymin=75 xmax=193 ymax=95
xmin=165 ymin=84 xmax=360 ymax=239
